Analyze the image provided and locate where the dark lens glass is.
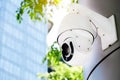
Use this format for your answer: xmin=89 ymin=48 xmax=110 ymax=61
xmin=70 ymin=42 xmax=74 ymax=53
xmin=62 ymin=43 xmax=70 ymax=56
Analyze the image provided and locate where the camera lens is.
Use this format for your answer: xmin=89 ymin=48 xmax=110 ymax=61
xmin=62 ymin=43 xmax=70 ymax=56
xmin=62 ymin=43 xmax=73 ymax=61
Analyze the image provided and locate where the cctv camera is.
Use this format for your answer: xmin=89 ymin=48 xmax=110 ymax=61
xmin=57 ymin=7 xmax=98 ymax=66
xmin=56 ymin=4 xmax=117 ymax=66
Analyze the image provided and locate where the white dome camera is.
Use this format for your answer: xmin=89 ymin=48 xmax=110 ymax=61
xmin=57 ymin=4 xmax=117 ymax=66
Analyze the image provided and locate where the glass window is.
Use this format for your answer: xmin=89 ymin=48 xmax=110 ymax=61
xmin=0 ymin=69 xmax=18 ymax=80
xmin=3 ymin=23 xmax=24 ymax=41
xmin=1 ymin=45 xmax=23 ymax=66
xmin=0 ymin=58 xmax=21 ymax=77
xmin=2 ymin=34 xmax=24 ymax=54
xmin=0 ymin=0 xmax=47 ymax=80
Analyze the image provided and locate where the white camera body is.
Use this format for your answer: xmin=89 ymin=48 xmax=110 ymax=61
xmin=57 ymin=4 xmax=117 ymax=66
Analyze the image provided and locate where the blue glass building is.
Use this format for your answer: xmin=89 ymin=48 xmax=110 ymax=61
xmin=0 ymin=0 xmax=47 ymax=80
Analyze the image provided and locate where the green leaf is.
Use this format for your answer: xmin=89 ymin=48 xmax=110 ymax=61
xmin=39 ymin=42 xmax=84 ymax=80
xmin=16 ymin=0 xmax=79 ymax=23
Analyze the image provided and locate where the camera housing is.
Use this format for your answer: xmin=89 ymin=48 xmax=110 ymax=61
xmin=57 ymin=14 xmax=96 ymax=66
xmin=57 ymin=4 xmax=117 ymax=66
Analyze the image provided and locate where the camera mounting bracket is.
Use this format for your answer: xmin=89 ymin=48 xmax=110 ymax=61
xmin=62 ymin=4 xmax=117 ymax=50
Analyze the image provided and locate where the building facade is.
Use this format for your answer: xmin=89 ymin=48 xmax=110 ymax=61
xmin=0 ymin=0 xmax=47 ymax=80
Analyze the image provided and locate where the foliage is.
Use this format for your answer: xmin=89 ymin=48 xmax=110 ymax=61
xmin=42 ymin=42 xmax=62 ymax=67
xmin=38 ymin=42 xmax=84 ymax=80
xmin=16 ymin=0 xmax=79 ymax=23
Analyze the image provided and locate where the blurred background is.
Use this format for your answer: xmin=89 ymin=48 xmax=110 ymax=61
xmin=0 ymin=0 xmax=47 ymax=80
